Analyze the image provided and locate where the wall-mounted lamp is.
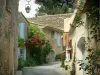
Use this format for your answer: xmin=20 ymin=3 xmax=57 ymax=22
xmin=25 ymin=0 xmax=31 ymax=13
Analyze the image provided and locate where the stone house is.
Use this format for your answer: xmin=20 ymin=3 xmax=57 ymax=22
xmin=63 ymin=9 xmax=77 ymax=61
xmin=63 ymin=0 xmax=99 ymax=75
xmin=18 ymin=12 xmax=29 ymax=60
xmin=64 ymin=12 xmax=86 ymax=75
xmin=29 ymin=14 xmax=72 ymax=60
xmin=0 ymin=0 xmax=19 ymax=75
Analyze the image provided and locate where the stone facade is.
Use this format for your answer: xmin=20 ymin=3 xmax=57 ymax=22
xmin=43 ymin=28 xmax=62 ymax=55
xmin=0 ymin=0 xmax=18 ymax=75
xmin=28 ymin=14 xmax=71 ymax=55
xmin=18 ymin=13 xmax=29 ymax=60
xmin=18 ymin=13 xmax=29 ymax=40
xmin=68 ymin=14 xmax=86 ymax=75
xmin=64 ymin=0 xmax=100 ymax=75
xmin=63 ymin=10 xmax=86 ymax=75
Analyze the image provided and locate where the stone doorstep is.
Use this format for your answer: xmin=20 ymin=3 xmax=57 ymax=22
xmin=15 ymin=70 xmax=22 ymax=75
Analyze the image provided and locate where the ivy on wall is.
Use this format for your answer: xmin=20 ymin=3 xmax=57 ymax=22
xmin=69 ymin=0 xmax=100 ymax=74
xmin=72 ymin=6 xmax=100 ymax=75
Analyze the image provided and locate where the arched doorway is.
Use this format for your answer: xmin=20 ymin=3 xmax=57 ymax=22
xmin=77 ymin=37 xmax=85 ymax=75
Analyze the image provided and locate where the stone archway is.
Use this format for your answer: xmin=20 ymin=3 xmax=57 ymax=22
xmin=77 ymin=37 xmax=85 ymax=75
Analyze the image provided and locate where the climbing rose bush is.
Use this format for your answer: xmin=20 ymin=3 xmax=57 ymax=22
xmin=24 ymin=35 xmax=44 ymax=47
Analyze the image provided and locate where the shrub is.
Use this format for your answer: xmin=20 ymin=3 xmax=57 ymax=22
xmin=18 ymin=36 xmax=25 ymax=48
xmin=55 ymin=54 xmax=62 ymax=60
xmin=18 ymin=56 xmax=37 ymax=70
xmin=61 ymin=54 xmax=66 ymax=68
xmin=24 ymin=23 xmax=52 ymax=65
xmin=18 ymin=58 xmax=24 ymax=70
xmin=24 ymin=56 xmax=37 ymax=67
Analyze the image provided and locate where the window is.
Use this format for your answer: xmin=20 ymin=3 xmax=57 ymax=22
xmin=19 ymin=23 xmax=25 ymax=39
xmin=20 ymin=48 xmax=24 ymax=58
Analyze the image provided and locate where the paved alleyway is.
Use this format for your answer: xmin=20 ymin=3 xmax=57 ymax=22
xmin=22 ymin=61 xmax=68 ymax=75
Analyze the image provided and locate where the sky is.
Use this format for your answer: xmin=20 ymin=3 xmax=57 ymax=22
xmin=18 ymin=0 xmax=40 ymax=18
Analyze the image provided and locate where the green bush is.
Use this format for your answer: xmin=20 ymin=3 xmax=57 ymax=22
xmin=18 ymin=58 xmax=24 ymax=70
xmin=24 ymin=23 xmax=53 ymax=66
xmin=18 ymin=56 xmax=37 ymax=70
xmin=18 ymin=36 xmax=25 ymax=48
xmin=55 ymin=54 xmax=62 ymax=60
xmin=61 ymin=54 xmax=66 ymax=68
xmin=24 ymin=57 xmax=37 ymax=67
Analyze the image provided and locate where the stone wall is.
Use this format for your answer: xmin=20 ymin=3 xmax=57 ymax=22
xmin=43 ymin=28 xmax=62 ymax=55
xmin=0 ymin=0 xmax=18 ymax=75
xmin=18 ymin=13 xmax=29 ymax=40
xmin=0 ymin=10 xmax=10 ymax=75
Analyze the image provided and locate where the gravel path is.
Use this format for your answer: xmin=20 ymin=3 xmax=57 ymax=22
xmin=22 ymin=61 xmax=68 ymax=75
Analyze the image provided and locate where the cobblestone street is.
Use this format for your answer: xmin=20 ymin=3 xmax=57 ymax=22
xmin=22 ymin=62 xmax=68 ymax=75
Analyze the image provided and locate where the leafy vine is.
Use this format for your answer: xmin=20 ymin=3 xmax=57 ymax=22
xmin=76 ymin=6 xmax=100 ymax=75
xmin=70 ymin=4 xmax=100 ymax=75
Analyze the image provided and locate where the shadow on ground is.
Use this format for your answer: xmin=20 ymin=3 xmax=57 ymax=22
xmin=22 ymin=68 xmax=63 ymax=75
xmin=22 ymin=61 xmax=68 ymax=75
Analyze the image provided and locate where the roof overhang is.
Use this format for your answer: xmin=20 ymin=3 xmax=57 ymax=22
xmin=19 ymin=12 xmax=29 ymax=24
xmin=64 ymin=9 xmax=77 ymax=33
xmin=43 ymin=26 xmax=63 ymax=33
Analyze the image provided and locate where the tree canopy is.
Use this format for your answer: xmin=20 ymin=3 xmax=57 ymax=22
xmin=35 ymin=0 xmax=74 ymax=15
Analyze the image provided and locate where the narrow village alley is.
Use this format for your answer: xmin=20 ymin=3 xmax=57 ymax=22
xmin=22 ymin=61 xmax=68 ymax=75
xmin=0 ymin=0 xmax=99 ymax=75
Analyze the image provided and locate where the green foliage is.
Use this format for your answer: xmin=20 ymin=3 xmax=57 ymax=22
xmin=35 ymin=0 xmax=74 ymax=15
xmin=77 ymin=0 xmax=85 ymax=10
xmin=28 ymin=23 xmax=45 ymax=40
xmin=25 ymin=23 xmax=52 ymax=65
xmin=61 ymin=4 xmax=69 ymax=13
xmin=87 ymin=7 xmax=100 ymax=41
xmin=18 ymin=36 xmax=25 ymax=48
xmin=70 ymin=11 xmax=84 ymax=28
xmin=18 ymin=57 xmax=37 ymax=70
xmin=70 ymin=0 xmax=100 ymax=74
xmin=43 ymin=40 xmax=52 ymax=54
xmin=71 ymin=52 xmax=75 ymax=75
xmin=70 ymin=0 xmax=85 ymax=27
xmin=24 ymin=56 xmax=37 ymax=67
xmin=61 ymin=53 xmax=66 ymax=68
xmin=79 ymin=49 xmax=100 ymax=75
xmin=18 ymin=58 xmax=24 ymax=70
xmin=86 ymin=8 xmax=100 ymax=75
xmin=40 ymin=40 xmax=52 ymax=63
xmin=73 ymin=5 xmax=100 ymax=75
xmin=55 ymin=54 xmax=62 ymax=60
xmin=36 ymin=4 xmax=69 ymax=15
xmin=26 ymin=40 xmax=52 ymax=65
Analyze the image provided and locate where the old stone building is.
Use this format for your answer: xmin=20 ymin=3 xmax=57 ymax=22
xmin=63 ymin=0 xmax=100 ymax=75
xmin=18 ymin=12 xmax=29 ymax=60
xmin=0 ymin=0 xmax=19 ymax=75
xmin=29 ymin=14 xmax=72 ymax=58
